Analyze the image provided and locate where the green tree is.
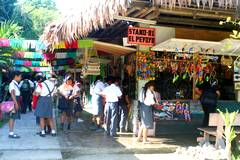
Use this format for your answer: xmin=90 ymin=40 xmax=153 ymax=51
xmin=0 ymin=0 xmax=17 ymax=21
xmin=19 ymin=0 xmax=60 ymax=38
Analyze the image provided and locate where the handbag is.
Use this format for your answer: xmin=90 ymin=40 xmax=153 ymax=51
xmin=32 ymin=83 xmax=43 ymax=110
xmin=0 ymin=101 xmax=15 ymax=113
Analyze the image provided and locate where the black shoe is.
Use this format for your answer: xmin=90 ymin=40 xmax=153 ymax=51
xmin=8 ymin=134 xmax=20 ymax=139
xmin=51 ymin=133 xmax=57 ymax=137
xmin=120 ymin=128 xmax=125 ymax=133
xmin=40 ymin=133 xmax=46 ymax=137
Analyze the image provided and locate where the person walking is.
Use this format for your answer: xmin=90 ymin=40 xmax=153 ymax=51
xmin=74 ymin=80 xmax=84 ymax=123
xmin=137 ymin=81 xmax=156 ymax=144
xmin=102 ymin=77 xmax=122 ymax=137
xmin=90 ymin=75 xmax=105 ymax=131
xmin=19 ymin=76 xmax=34 ymax=113
xmin=196 ymin=80 xmax=220 ymax=127
xmin=118 ymin=80 xmax=130 ymax=133
xmin=8 ymin=71 xmax=22 ymax=138
xmin=58 ymin=75 xmax=80 ymax=130
xmin=34 ymin=74 xmax=57 ymax=137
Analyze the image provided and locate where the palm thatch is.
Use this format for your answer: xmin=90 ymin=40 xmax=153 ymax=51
xmin=41 ymin=0 xmax=130 ymax=48
xmin=152 ymin=0 xmax=238 ymax=9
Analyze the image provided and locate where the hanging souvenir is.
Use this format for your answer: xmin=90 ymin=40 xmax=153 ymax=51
xmin=221 ymin=55 xmax=233 ymax=66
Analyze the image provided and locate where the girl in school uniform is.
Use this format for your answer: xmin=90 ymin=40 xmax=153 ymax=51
xmin=34 ymin=75 xmax=57 ymax=137
xmin=137 ymin=81 xmax=156 ymax=144
xmin=58 ymin=76 xmax=80 ymax=130
xmin=8 ymin=71 xmax=22 ymax=138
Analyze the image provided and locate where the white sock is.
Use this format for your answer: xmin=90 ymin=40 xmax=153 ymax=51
xmin=41 ymin=130 xmax=45 ymax=134
xmin=51 ymin=130 xmax=56 ymax=134
xmin=9 ymin=132 xmax=14 ymax=136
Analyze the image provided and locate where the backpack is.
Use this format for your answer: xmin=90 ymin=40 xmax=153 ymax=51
xmin=21 ymin=80 xmax=30 ymax=92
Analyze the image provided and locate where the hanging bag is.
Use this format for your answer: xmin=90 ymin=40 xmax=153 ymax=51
xmin=82 ymin=49 xmax=100 ymax=76
xmin=0 ymin=82 xmax=20 ymax=113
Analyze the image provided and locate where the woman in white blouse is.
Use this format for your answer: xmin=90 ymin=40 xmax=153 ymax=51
xmin=137 ymin=81 xmax=156 ymax=144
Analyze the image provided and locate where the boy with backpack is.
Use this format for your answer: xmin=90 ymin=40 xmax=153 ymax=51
xmin=19 ymin=77 xmax=34 ymax=114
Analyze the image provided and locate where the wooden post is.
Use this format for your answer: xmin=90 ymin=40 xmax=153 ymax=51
xmin=193 ymin=53 xmax=197 ymax=100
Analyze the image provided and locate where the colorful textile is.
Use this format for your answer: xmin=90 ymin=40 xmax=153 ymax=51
xmin=14 ymin=52 xmax=43 ymax=59
xmin=15 ymin=52 xmax=25 ymax=58
xmin=23 ymin=40 xmax=37 ymax=50
xmin=43 ymin=53 xmax=56 ymax=61
xmin=14 ymin=60 xmax=48 ymax=67
xmin=23 ymin=60 xmax=32 ymax=66
xmin=78 ymin=39 xmax=93 ymax=48
xmin=14 ymin=66 xmax=51 ymax=72
xmin=53 ymin=41 xmax=66 ymax=49
xmin=0 ymin=38 xmax=10 ymax=47
xmin=65 ymin=40 xmax=78 ymax=49
xmin=9 ymin=39 xmax=23 ymax=49
xmin=52 ymin=59 xmax=75 ymax=66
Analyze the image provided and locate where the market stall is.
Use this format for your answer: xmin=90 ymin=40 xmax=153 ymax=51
xmin=148 ymin=38 xmax=240 ymax=121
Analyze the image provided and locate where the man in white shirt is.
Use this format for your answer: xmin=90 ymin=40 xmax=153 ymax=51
xmin=8 ymin=71 xmax=22 ymax=138
xmin=102 ymin=77 xmax=122 ymax=137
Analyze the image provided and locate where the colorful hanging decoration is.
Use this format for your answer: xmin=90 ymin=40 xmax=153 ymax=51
xmin=136 ymin=51 xmax=156 ymax=80
xmin=14 ymin=66 xmax=51 ymax=72
xmin=43 ymin=52 xmax=82 ymax=60
xmin=14 ymin=60 xmax=49 ymax=67
xmin=0 ymin=39 xmax=46 ymax=51
xmin=0 ymin=38 xmax=10 ymax=47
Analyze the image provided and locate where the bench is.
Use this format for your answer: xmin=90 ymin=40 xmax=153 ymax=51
xmin=197 ymin=113 xmax=240 ymax=148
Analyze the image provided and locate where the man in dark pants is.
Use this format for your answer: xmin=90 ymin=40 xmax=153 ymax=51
xmin=196 ymin=81 xmax=220 ymax=127
xmin=102 ymin=77 xmax=122 ymax=137
xmin=118 ymin=80 xmax=130 ymax=133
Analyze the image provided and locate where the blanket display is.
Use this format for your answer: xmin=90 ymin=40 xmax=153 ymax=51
xmin=154 ymin=101 xmax=191 ymax=121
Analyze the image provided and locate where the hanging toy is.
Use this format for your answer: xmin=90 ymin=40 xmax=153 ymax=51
xmin=182 ymin=103 xmax=191 ymax=122
xmin=173 ymin=74 xmax=179 ymax=83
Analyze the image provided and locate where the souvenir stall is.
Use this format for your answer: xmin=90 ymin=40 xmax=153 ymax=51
xmin=147 ymin=38 xmax=240 ymax=121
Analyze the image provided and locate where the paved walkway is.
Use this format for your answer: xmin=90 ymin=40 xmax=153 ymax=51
xmin=0 ymin=112 xmax=62 ymax=160
xmin=0 ymin=109 xmax=199 ymax=160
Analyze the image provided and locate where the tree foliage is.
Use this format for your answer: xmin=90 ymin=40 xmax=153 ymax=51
xmin=0 ymin=0 xmax=17 ymax=21
xmin=0 ymin=20 xmax=22 ymax=38
xmin=19 ymin=0 xmax=60 ymax=39
xmin=0 ymin=0 xmax=60 ymax=39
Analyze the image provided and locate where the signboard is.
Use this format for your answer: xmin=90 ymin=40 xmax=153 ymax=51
xmin=235 ymin=82 xmax=240 ymax=90
xmin=123 ymin=37 xmax=136 ymax=47
xmin=128 ymin=27 xmax=155 ymax=46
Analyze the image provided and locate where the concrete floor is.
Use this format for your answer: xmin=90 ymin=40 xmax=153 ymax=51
xmin=58 ymin=110 xmax=201 ymax=159
xmin=0 ymin=109 xmax=201 ymax=160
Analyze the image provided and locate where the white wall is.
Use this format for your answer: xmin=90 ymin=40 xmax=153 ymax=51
xmin=150 ymin=26 xmax=175 ymax=44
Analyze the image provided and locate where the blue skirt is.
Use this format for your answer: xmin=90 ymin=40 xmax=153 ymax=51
xmin=140 ymin=103 xmax=153 ymax=129
xmin=35 ymin=96 xmax=53 ymax=118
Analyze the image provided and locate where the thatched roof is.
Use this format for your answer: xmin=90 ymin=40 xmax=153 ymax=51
xmin=41 ymin=0 xmax=130 ymax=47
xmin=152 ymin=0 xmax=238 ymax=9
